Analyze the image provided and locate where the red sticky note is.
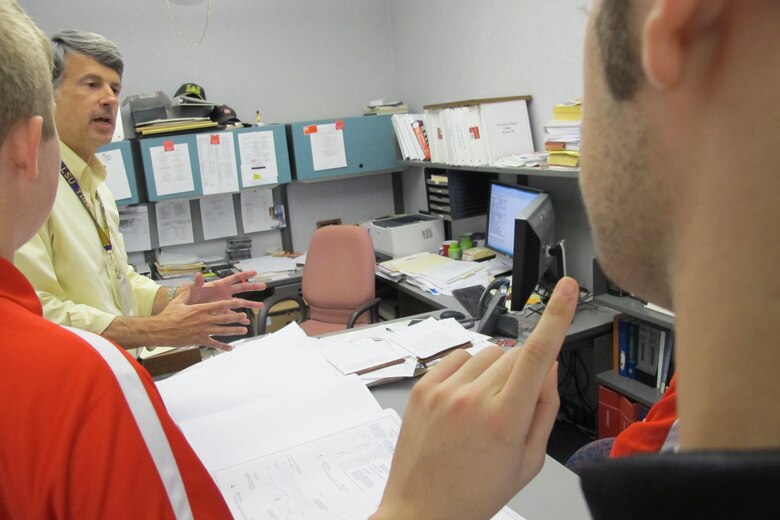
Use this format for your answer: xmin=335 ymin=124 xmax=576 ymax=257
xmin=303 ymin=125 xmax=318 ymax=135
xmin=163 ymin=141 xmax=174 ymax=152
xmin=335 ymin=120 xmax=345 ymax=130
xmin=210 ymin=134 xmax=220 ymax=145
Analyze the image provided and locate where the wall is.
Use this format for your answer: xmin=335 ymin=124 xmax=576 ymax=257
xmin=389 ymin=0 xmax=595 ymax=288
xmin=20 ymin=0 xmax=401 ymax=256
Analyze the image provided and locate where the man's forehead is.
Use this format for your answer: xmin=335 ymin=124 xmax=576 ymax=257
xmin=64 ymin=51 xmax=122 ymax=84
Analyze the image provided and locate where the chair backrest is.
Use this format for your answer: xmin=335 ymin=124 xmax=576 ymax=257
xmin=302 ymin=225 xmax=376 ymax=327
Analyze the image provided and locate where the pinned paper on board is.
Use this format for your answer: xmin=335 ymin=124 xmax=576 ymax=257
xmin=200 ymin=194 xmax=238 ymax=240
xmin=237 ymin=131 xmax=279 ymax=187
xmin=155 ymin=199 xmax=194 ymax=247
xmin=196 ymin=132 xmax=239 ymax=195
xmin=240 ymin=188 xmax=275 ymax=234
xmin=309 ymin=122 xmax=347 ymax=171
xmin=97 ymin=148 xmax=132 ymax=201
xmin=149 ymin=143 xmax=195 ymax=196
xmin=118 ymin=205 xmax=152 ymax=252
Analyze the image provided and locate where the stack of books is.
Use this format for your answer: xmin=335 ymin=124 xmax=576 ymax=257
xmin=363 ymin=99 xmax=409 ymax=115
xmin=544 ymin=98 xmax=582 ymax=168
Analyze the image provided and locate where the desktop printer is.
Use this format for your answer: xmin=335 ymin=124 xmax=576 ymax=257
xmin=362 ymin=213 xmax=445 ymax=258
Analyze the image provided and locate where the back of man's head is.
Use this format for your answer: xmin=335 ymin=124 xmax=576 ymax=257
xmin=50 ymin=29 xmax=124 ymax=90
xmin=0 ymin=0 xmax=55 ymax=146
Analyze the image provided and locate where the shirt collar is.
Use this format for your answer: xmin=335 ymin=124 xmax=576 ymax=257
xmin=0 ymin=256 xmax=43 ymax=316
xmin=60 ymin=141 xmax=108 ymax=194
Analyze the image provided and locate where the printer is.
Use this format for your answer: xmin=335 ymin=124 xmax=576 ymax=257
xmin=362 ymin=213 xmax=445 ymax=258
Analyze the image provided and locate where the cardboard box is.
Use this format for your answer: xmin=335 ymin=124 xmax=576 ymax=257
xmin=265 ymin=300 xmax=303 ymax=333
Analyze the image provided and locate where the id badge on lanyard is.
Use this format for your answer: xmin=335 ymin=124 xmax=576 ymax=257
xmin=60 ymin=161 xmax=136 ymax=316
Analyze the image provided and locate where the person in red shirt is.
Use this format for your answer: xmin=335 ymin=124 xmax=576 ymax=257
xmin=0 ymin=2 xmax=232 ymax=517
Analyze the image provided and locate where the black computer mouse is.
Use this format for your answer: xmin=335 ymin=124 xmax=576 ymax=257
xmin=439 ymin=309 xmax=466 ymax=321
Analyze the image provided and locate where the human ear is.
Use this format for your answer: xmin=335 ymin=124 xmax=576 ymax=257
xmin=642 ymin=0 xmax=727 ymax=89
xmin=6 ymin=116 xmax=44 ymax=181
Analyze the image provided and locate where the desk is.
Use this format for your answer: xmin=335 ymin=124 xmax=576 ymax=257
xmin=377 ymin=272 xmax=617 ymax=346
xmin=371 ymin=377 xmax=592 ymax=520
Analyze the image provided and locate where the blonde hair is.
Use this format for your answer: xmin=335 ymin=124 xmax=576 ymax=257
xmin=0 ymin=0 xmax=56 ymax=145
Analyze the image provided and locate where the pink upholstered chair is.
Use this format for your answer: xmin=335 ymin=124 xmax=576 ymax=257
xmin=256 ymin=225 xmax=381 ymax=336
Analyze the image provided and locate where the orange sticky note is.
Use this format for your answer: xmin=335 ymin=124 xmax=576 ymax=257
xmin=210 ymin=134 xmax=220 ymax=145
xmin=303 ymin=125 xmax=318 ymax=135
xmin=335 ymin=120 xmax=345 ymax=130
xmin=163 ymin=141 xmax=174 ymax=152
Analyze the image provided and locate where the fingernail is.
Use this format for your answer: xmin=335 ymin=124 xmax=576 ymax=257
xmin=557 ymin=278 xmax=576 ymax=296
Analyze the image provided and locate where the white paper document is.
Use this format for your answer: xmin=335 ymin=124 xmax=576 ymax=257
xmin=118 ymin=205 xmax=152 ymax=252
xmin=239 ymin=188 xmax=275 ymax=233
xmin=149 ymin=142 xmax=195 ymax=196
xmin=97 ymin=148 xmax=132 ymax=201
xmin=322 ymin=337 xmax=407 ymax=376
xmin=310 ymin=123 xmax=347 ymax=171
xmin=389 ymin=317 xmax=474 ymax=360
xmin=155 ymin=199 xmax=194 ymax=247
xmin=237 ymin=131 xmax=279 ymax=187
xmin=196 ymin=132 xmax=239 ymax=195
xmin=199 ymin=194 xmax=237 ymax=240
xmin=238 ymin=255 xmax=298 ymax=274
xmin=213 ymin=410 xmax=400 ymax=520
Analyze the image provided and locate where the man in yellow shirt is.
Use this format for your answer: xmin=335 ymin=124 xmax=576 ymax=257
xmin=15 ymin=30 xmax=266 ymax=351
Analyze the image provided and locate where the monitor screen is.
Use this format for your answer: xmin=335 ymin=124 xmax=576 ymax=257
xmin=484 ymin=182 xmax=558 ymax=312
xmin=485 ymin=182 xmax=542 ymax=258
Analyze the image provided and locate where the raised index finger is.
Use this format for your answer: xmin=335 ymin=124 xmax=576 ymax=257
xmin=500 ymin=277 xmax=578 ymax=406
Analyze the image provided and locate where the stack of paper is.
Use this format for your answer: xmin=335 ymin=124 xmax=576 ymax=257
xmin=364 ymin=99 xmax=409 ymax=115
xmin=238 ymin=254 xmax=298 ymax=274
xmin=545 ymin=98 xmax=582 ymax=168
xmin=135 ymin=117 xmax=218 ymax=136
xmin=378 ymin=252 xmax=489 ymax=294
xmin=157 ymin=321 xmax=521 ymax=519
xmin=154 ymin=252 xmax=204 ymax=280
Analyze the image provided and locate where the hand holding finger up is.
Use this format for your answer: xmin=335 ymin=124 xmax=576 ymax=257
xmin=372 ymin=277 xmax=580 ymax=520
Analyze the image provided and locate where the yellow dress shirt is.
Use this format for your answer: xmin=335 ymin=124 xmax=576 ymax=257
xmin=14 ymin=142 xmax=160 ymax=335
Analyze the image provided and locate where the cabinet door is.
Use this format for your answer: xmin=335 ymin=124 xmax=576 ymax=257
xmin=289 ymin=115 xmax=400 ymax=182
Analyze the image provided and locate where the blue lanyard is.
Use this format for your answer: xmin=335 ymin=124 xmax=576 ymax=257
xmin=59 ymin=161 xmax=112 ymax=252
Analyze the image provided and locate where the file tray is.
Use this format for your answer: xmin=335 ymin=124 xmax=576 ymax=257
xmin=426 ymin=169 xmax=491 ymax=220
xmin=288 ymin=115 xmax=401 ymax=182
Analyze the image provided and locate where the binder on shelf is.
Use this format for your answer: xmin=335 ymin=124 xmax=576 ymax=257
xmin=421 ymin=96 xmax=534 ymax=167
xmin=97 ymin=140 xmax=140 ymax=206
xmin=288 ymin=115 xmax=400 ymax=182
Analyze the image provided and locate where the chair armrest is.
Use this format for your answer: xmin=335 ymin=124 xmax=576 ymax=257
xmin=255 ymin=294 xmax=308 ymax=336
xmin=346 ymin=297 xmax=382 ymax=329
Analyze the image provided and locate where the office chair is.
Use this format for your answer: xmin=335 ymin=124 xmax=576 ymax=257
xmin=256 ymin=225 xmax=381 ymax=336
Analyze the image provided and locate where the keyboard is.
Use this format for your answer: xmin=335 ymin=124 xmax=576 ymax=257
xmin=452 ymin=284 xmax=486 ymax=317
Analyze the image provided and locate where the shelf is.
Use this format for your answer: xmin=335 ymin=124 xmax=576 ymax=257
xmin=594 ymin=293 xmax=675 ymax=330
xmin=399 ymin=159 xmax=580 ymax=180
xmin=596 ymin=369 xmax=663 ymax=408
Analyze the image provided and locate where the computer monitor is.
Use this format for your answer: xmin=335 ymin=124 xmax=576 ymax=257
xmin=484 ymin=182 xmax=557 ymax=311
